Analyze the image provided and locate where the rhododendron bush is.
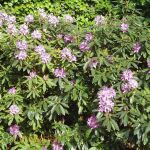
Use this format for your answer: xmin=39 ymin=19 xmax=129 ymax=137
xmin=0 ymin=9 xmax=150 ymax=149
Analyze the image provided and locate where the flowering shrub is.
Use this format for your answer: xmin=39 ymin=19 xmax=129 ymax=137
xmin=0 ymin=9 xmax=150 ymax=149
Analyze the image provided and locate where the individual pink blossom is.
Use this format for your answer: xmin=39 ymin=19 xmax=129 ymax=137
xmin=132 ymin=43 xmax=141 ymax=53
xmin=147 ymin=61 xmax=150 ymax=68
xmin=7 ymin=24 xmax=18 ymax=35
xmin=85 ymin=33 xmax=93 ymax=42
xmin=94 ymin=15 xmax=105 ymax=25
xmin=31 ymin=30 xmax=42 ymax=39
xmin=48 ymin=14 xmax=59 ymax=26
xmin=121 ymin=70 xmax=134 ymax=81
xmin=35 ymin=45 xmax=45 ymax=54
xmin=121 ymin=83 xmax=131 ymax=93
xmin=9 ymin=105 xmax=20 ymax=115
xmin=28 ymin=71 xmax=37 ymax=79
xmin=120 ymin=23 xmax=129 ymax=33
xmin=61 ymin=48 xmax=77 ymax=62
xmin=15 ymin=51 xmax=27 ymax=60
xmin=0 ymin=12 xmax=8 ymax=21
xmin=6 ymin=15 xmax=16 ymax=24
xmin=16 ymin=40 xmax=28 ymax=51
xmin=0 ymin=20 xmax=3 ymax=27
xmin=52 ymin=140 xmax=63 ymax=150
xmin=8 ymin=87 xmax=16 ymax=94
xmin=128 ymin=79 xmax=138 ymax=89
xmin=25 ymin=14 xmax=34 ymax=23
xmin=9 ymin=125 xmax=20 ymax=137
xmin=79 ymin=41 xmax=90 ymax=52
xmin=54 ymin=68 xmax=66 ymax=78
xmin=87 ymin=115 xmax=99 ymax=129
xmin=64 ymin=14 xmax=74 ymax=23
xmin=38 ymin=8 xmax=47 ymax=19
xmin=40 ymin=52 xmax=51 ymax=63
xmin=89 ymin=58 xmax=98 ymax=68
xmin=98 ymin=87 xmax=116 ymax=113
xmin=19 ymin=24 xmax=29 ymax=35
xmin=64 ymin=35 xmax=74 ymax=43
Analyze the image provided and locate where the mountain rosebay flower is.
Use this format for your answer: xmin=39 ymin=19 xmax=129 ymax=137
xmin=80 ymin=41 xmax=90 ymax=52
xmin=7 ymin=15 xmax=16 ymax=24
xmin=52 ymin=140 xmax=63 ymax=150
xmin=19 ymin=24 xmax=29 ymax=35
xmin=120 ymin=23 xmax=129 ymax=33
xmin=87 ymin=115 xmax=99 ymax=129
xmin=147 ymin=61 xmax=150 ymax=68
xmin=31 ymin=30 xmax=42 ymax=39
xmin=94 ymin=15 xmax=105 ymax=25
xmin=121 ymin=70 xmax=134 ymax=81
xmin=28 ymin=71 xmax=36 ymax=79
xmin=16 ymin=40 xmax=28 ymax=51
xmin=85 ymin=33 xmax=93 ymax=42
xmin=128 ymin=79 xmax=138 ymax=89
xmin=9 ymin=125 xmax=20 ymax=137
xmin=38 ymin=8 xmax=47 ymax=19
xmin=64 ymin=14 xmax=73 ymax=23
xmin=48 ymin=14 xmax=59 ymax=26
xmin=15 ymin=51 xmax=27 ymax=60
xmin=35 ymin=45 xmax=46 ymax=54
xmin=98 ymin=87 xmax=116 ymax=112
xmin=9 ymin=105 xmax=20 ymax=115
xmin=0 ymin=12 xmax=8 ymax=21
xmin=7 ymin=24 xmax=18 ymax=35
xmin=40 ymin=52 xmax=51 ymax=63
xmin=89 ymin=58 xmax=98 ymax=68
xmin=121 ymin=83 xmax=131 ymax=93
xmin=25 ymin=14 xmax=34 ymax=23
xmin=54 ymin=68 xmax=66 ymax=78
xmin=8 ymin=87 xmax=16 ymax=94
xmin=132 ymin=42 xmax=141 ymax=53
xmin=64 ymin=35 xmax=74 ymax=43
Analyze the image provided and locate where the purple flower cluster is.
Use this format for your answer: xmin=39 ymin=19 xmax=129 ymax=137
xmin=54 ymin=68 xmax=66 ymax=78
xmin=8 ymin=87 xmax=16 ymax=94
xmin=61 ymin=48 xmax=77 ymax=62
xmin=120 ymin=23 xmax=129 ymax=33
xmin=9 ymin=104 xmax=20 ymax=115
xmin=121 ymin=70 xmax=138 ymax=93
xmin=7 ymin=24 xmax=18 ymax=35
xmin=89 ymin=58 xmax=98 ymax=69
xmin=64 ymin=35 xmax=74 ymax=43
xmin=38 ymin=9 xmax=47 ymax=19
xmin=97 ymin=87 xmax=116 ymax=113
xmin=52 ymin=140 xmax=63 ymax=150
xmin=19 ymin=24 xmax=29 ymax=35
xmin=34 ymin=45 xmax=51 ymax=63
xmin=64 ymin=14 xmax=73 ymax=23
xmin=25 ymin=14 xmax=34 ymax=23
xmin=9 ymin=124 xmax=20 ymax=137
xmin=87 ymin=115 xmax=99 ymax=129
xmin=48 ymin=14 xmax=59 ymax=26
xmin=16 ymin=40 xmax=28 ymax=51
xmin=15 ymin=51 xmax=27 ymax=60
xmin=28 ymin=71 xmax=36 ymax=79
xmin=132 ymin=42 xmax=141 ymax=53
xmin=7 ymin=15 xmax=16 ymax=24
xmin=79 ymin=41 xmax=90 ymax=52
xmin=85 ymin=33 xmax=93 ymax=42
xmin=94 ymin=15 xmax=105 ymax=25
xmin=31 ymin=30 xmax=42 ymax=39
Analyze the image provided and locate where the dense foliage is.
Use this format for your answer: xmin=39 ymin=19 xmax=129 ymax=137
xmin=0 ymin=8 xmax=150 ymax=150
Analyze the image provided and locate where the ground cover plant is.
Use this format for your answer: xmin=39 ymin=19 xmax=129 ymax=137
xmin=0 ymin=8 xmax=150 ymax=150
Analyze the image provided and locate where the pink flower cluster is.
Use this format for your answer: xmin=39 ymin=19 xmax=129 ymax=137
xmin=28 ymin=71 xmax=37 ymax=79
xmin=121 ymin=70 xmax=138 ymax=93
xmin=87 ymin=115 xmax=99 ymax=129
xmin=94 ymin=15 xmax=105 ymax=25
xmin=54 ymin=68 xmax=66 ymax=78
xmin=9 ymin=104 xmax=20 ymax=115
xmin=34 ymin=45 xmax=51 ymax=63
xmin=19 ymin=24 xmax=29 ymax=35
xmin=25 ymin=14 xmax=34 ymax=23
xmin=120 ymin=23 xmax=129 ymax=33
xmin=7 ymin=24 xmax=18 ymax=35
xmin=132 ymin=42 xmax=141 ymax=53
xmin=52 ymin=140 xmax=63 ymax=150
xmin=31 ymin=30 xmax=42 ymax=39
xmin=97 ymin=87 xmax=116 ymax=113
xmin=64 ymin=14 xmax=73 ymax=23
xmin=48 ymin=14 xmax=59 ymax=26
xmin=61 ymin=48 xmax=76 ymax=62
xmin=8 ymin=87 xmax=16 ymax=94
xmin=9 ymin=124 xmax=20 ymax=137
